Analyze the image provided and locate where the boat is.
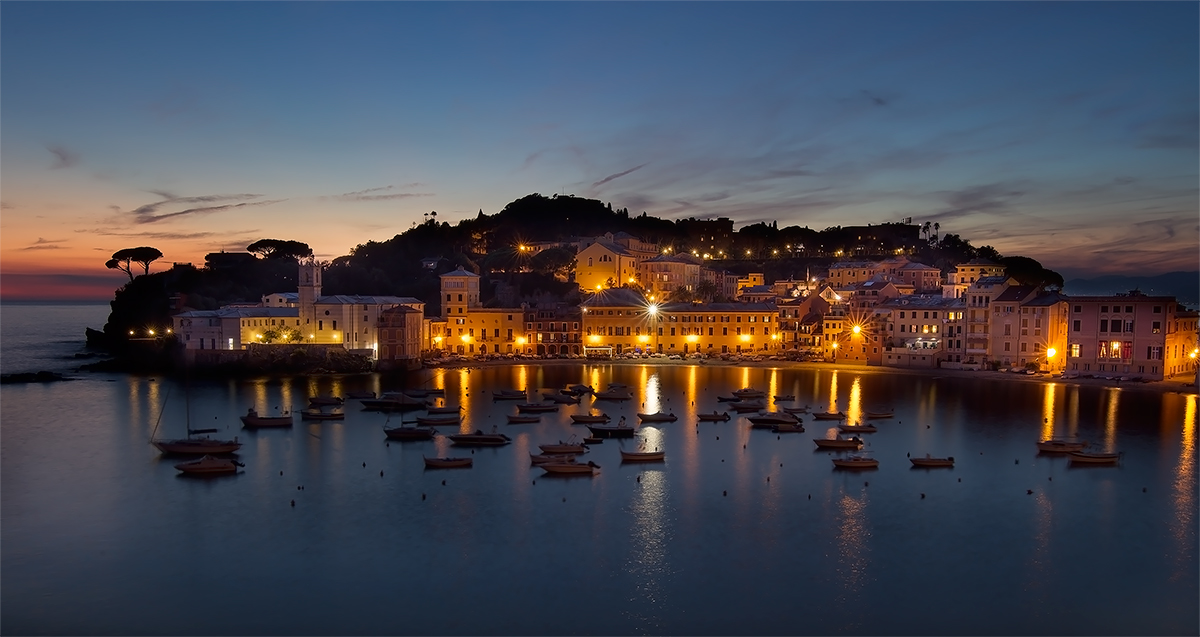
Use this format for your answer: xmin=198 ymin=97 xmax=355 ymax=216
xmin=361 ymin=392 xmax=428 ymax=411
xmin=541 ymin=392 xmax=581 ymax=404
xmin=637 ymin=412 xmax=677 ymax=422
xmin=746 ymin=412 xmax=799 ymax=426
xmin=619 ymin=446 xmax=665 ymax=462
xmin=732 ymin=388 xmax=766 ymax=399
xmin=771 ymin=422 xmax=805 ymax=433
xmin=1037 ymin=439 xmax=1088 ymax=453
xmin=151 ymin=386 xmax=242 ymax=455
xmin=382 ymin=425 xmax=437 ymax=441
xmin=570 ymin=413 xmax=611 ymax=424
xmin=1068 ymin=451 xmax=1121 ymax=465
xmin=782 ymin=406 xmax=810 ymax=414
xmin=593 ymin=389 xmax=633 ymax=401
xmin=491 ymin=389 xmax=527 ymax=401
xmin=910 ymin=454 xmax=954 ymax=468
xmin=174 ymin=455 xmax=242 ymax=475
xmin=811 ymin=412 xmax=847 ymax=421
xmin=240 ymin=408 xmax=294 ymax=428
xmin=425 ymin=405 xmax=462 ymax=415
xmin=697 ymin=411 xmax=731 ymax=422
xmin=423 ymin=457 xmax=473 ymax=469
xmin=838 ymin=422 xmax=878 ymax=433
xmin=414 ymin=415 xmax=461 ymax=426
xmin=729 ymin=402 xmax=767 ymax=413
xmin=606 ymin=383 xmax=629 ymax=389
xmin=538 ymin=441 xmax=588 ymax=454
xmin=530 ymin=453 xmax=578 ymax=465
xmin=716 ymin=395 xmax=741 ymax=402
xmin=540 ymin=461 xmax=600 ymax=475
xmin=567 ymin=384 xmax=594 ymax=395
xmin=586 ymin=417 xmax=636 ymax=438
xmin=773 ymin=394 xmax=796 ymax=402
xmin=832 ymin=455 xmax=879 ymax=469
xmin=865 ymin=410 xmax=895 ymax=419
xmin=448 ymin=430 xmax=512 ymax=446
xmin=308 ymin=395 xmax=344 ymax=406
xmin=345 ymin=391 xmax=376 ymax=399
xmin=507 ymin=414 xmax=541 ymax=424
xmin=581 ymin=436 xmax=603 ymax=445
xmin=517 ymin=403 xmax=559 ymax=413
xmin=301 ymin=408 xmax=345 ymax=420
xmin=813 ymin=435 xmax=864 ymax=450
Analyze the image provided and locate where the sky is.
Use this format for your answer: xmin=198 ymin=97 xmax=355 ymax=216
xmin=1 ymin=2 xmax=1196 ymax=300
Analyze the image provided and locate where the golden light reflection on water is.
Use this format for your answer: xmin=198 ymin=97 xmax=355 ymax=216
xmin=628 ymin=469 xmax=669 ymax=608
xmin=740 ymin=367 xmax=750 ymax=392
xmin=1172 ymin=394 xmax=1196 ymax=581
xmin=847 ymin=376 xmax=862 ymax=423
xmin=836 ymin=493 xmax=869 ymax=595
xmin=827 ymin=371 xmax=839 ymax=414
xmin=135 ymin=378 xmax=163 ymax=436
xmin=767 ymin=369 xmax=778 ymax=404
xmin=643 ymin=370 xmax=661 ymax=414
xmin=1041 ymin=383 xmax=1057 ymax=441
xmin=1102 ymin=388 xmax=1119 ymax=452
xmin=1066 ymin=385 xmax=1080 ymax=439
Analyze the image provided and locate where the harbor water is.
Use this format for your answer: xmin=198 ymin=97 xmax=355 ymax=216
xmin=1 ymin=304 xmax=1196 ymax=635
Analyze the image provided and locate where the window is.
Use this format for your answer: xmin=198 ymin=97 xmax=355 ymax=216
xmin=722 ymin=327 xmax=728 ymax=336
xmin=1004 ymin=324 xmax=1011 ymax=336
xmin=1153 ymin=306 xmax=1162 ymax=313
xmin=1124 ymin=321 xmax=1134 ymax=332
xmin=458 ymin=294 xmax=463 ymax=302
xmin=1148 ymin=346 xmax=1162 ymax=360
xmin=1072 ymin=320 xmax=1080 ymax=332
xmin=1124 ymin=306 xmax=1133 ymax=313
xmin=900 ymin=312 xmax=905 ymax=319
xmin=1101 ymin=306 xmax=1109 ymax=313
xmin=1152 ymin=321 xmax=1161 ymax=334
xmin=1004 ymin=342 xmax=1011 ymax=352
xmin=1100 ymin=320 xmax=1108 ymax=332
xmin=1073 ymin=305 xmax=1081 ymax=313
xmin=1069 ymin=344 xmax=1080 ymax=358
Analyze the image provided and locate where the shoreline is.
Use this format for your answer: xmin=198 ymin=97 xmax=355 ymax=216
xmin=423 ymin=357 xmax=1199 ymax=396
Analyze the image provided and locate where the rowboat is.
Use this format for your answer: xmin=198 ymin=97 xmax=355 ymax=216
xmin=491 ymin=389 xmax=527 ymax=401
xmin=541 ymin=392 xmax=581 ymax=404
xmin=1037 ymin=439 xmax=1088 ymax=453
xmin=716 ymin=395 xmax=741 ymax=402
xmin=517 ymin=403 xmax=559 ymax=413
xmin=832 ymin=455 xmax=879 ymax=469
xmin=747 ymin=413 xmax=799 ymax=427
xmin=570 ymin=413 xmax=611 ymax=424
xmin=538 ymin=441 xmax=588 ymax=454
xmin=910 ymin=454 xmax=955 ymax=468
xmin=529 ymin=453 xmax=578 ymax=465
xmin=773 ymin=394 xmax=796 ymax=402
xmin=838 ymin=423 xmax=877 ymax=433
xmin=447 ymin=430 xmax=512 ymax=446
xmin=308 ymin=395 xmax=344 ymax=406
xmin=732 ymin=388 xmax=766 ymax=399
xmin=727 ymin=401 xmax=766 ymax=412
xmin=697 ymin=411 xmax=731 ymax=422
xmin=811 ymin=412 xmax=846 ymax=421
xmin=240 ymin=408 xmax=294 ymax=428
xmin=404 ymin=388 xmax=444 ymax=398
xmin=152 ymin=438 xmax=242 ymax=455
xmin=425 ymin=405 xmax=462 ymax=415
xmin=771 ymin=423 xmax=805 ymax=433
xmin=507 ymin=414 xmax=541 ymax=424
xmin=540 ymin=461 xmax=599 ymax=475
xmin=302 ymin=408 xmax=345 ymax=420
xmin=1068 ymin=451 xmax=1121 ymax=465
xmin=345 ymin=391 xmax=376 ymax=399
xmin=620 ymin=447 xmax=665 ymax=462
xmin=813 ymin=436 xmax=863 ymax=450
xmin=582 ymin=436 xmax=603 ymax=445
xmin=586 ymin=423 xmax=636 ymax=438
xmin=175 ymin=455 xmax=242 ymax=475
xmin=414 ymin=415 xmax=461 ymax=426
xmin=382 ymin=426 xmax=437 ymax=441
xmin=423 ymin=457 xmax=472 ymax=469
xmin=593 ymin=389 xmax=633 ymax=401
xmin=865 ymin=410 xmax=895 ymax=419
xmin=361 ymin=393 xmax=428 ymax=411
xmin=567 ymin=384 xmax=594 ymax=395
xmin=782 ymin=406 xmax=810 ymax=414
xmin=637 ymin=412 xmax=677 ymax=422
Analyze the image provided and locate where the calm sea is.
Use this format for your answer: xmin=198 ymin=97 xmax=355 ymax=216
xmin=1 ymin=305 xmax=1197 ymax=635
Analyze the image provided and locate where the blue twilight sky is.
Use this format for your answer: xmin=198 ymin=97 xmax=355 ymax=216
xmin=1 ymin=1 xmax=1196 ymax=299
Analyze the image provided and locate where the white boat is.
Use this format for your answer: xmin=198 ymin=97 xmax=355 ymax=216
xmin=538 ymin=441 xmax=588 ymax=454
xmin=540 ymin=461 xmax=600 ymax=475
xmin=151 ymin=387 xmax=242 ymax=455
xmin=424 ymin=457 xmax=472 ymax=468
xmin=345 ymin=391 xmax=376 ymax=399
xmin=1037 ymin=439 xmax=1088 ymax=453
xmin=593 ymin=389 xmax=633 ymax=401
xmin=308 ymin=395 xmax=344 ymax=406
xmin=507 ymin=414 xmax=541 ymax=424
xmin=620 ymin=447 xmax=665 ymax=462
xmin=811 ymin=411 xmax=846 ymax=421
xmin=448 ymin=430 xmax=512 ymax=446
xmin=570 ymin=413 xmax=611 ymax=424
xmin=773 ymin=394 xmax=796 ymax=402
xmin=174 ymin=455 xmax=242 ymax=475
xmin=361 ymin=392 xmax=428 ymax=411
xmin=727 ymin=401 xmax=766 ymax=412
xmin=838 ymin=422 xmax=878 ymax=433
xmin=747 ymin=413 xmax=799 ymax=427
xmin=782 ymin=406 xmax=810 ymax=414
xmin=865 ymin=410 xmax=894 ymax=419
xmin=1068 ymin=451 xmax=1121 ymax=465
xmin=302 ymin=408 xmax=345 ymax=420
xmin=586 ymin=422 xmax=636 ymax=438
xmin=813 ymin=436 xmax=863 ymax=450
xmin=529 ymin=453 xmax=578 ymax=465
xmin=697 ymin=411 xmax=731 ymax=422
xmin=491 ymin=389 xmax=527 ymax=401
xmin=910 ymin=454 xmax=954 ymax=468
xmin=567 ymin=384 xmax=594 ymax=395
xmin=832 ymin=455 xmax=879 ymax=469
xmin=732 ymin=388 xmax=766 ymax=399
xmin=517 ymin=403 xmax=559 ymax=413
xmin=637 ymin=412 xmax=677 ymax=422
xmin=382 ymin=425 xmax=436 ymax=441
xmin=240 ymin=408 xmax=293 ymax=428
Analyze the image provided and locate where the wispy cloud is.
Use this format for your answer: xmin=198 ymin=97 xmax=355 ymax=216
xmin=323 ymin=185 xmax=435 ymax=202
xmin=20 ymin=237 xmax=67 ymax=251
xmin=46 ymin=145 xmax=79 ymax=169
xmin=592 ymin=163 xmax=649 ymax=189
xmin=126 ymin=193 xmax=264 ymax=218
xmin=0 ymin=201 xmax=13 ymax=210
xmin=136 ymin=199 xmax=286 ymax=224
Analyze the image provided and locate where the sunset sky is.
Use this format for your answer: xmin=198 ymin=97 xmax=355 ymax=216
xmin=2 ymin=2 xmax=1196 ymax=300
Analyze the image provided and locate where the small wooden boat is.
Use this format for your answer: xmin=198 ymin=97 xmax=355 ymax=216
xmin=570 ymin=413 xmax=611 ymax=424
xmin=730 ymin=403 xmax=767 ymax=414
xmin=697 ymin=411 xmax=731 ymax=422
xmin=530 ymin=453 xmax=578 ymax=465
xmin=345 ymin=391 xmax=376 ymax=399
xmin=152 ymin=438 xmax=242 ymax=455
xmin=425 ymin=405 xmax=462 ymax=415
xmin=910 ymin=454 xmax=954 ymax=468
xmin=361 ymin=393 xmax=428 ymax=411
xmin=538 ymin=441 xmax=588 ymax=454
xmin=865 ymin=410 xmax=894 ymax=419
xmin=586 ymin=423 xmax=636 ymax=438
xmin=240 ymin=408 xmax=294 ymax=428
xmin=716 ymin=395 xmax=741 ymax=402
xmin=382 ymin=426 xmax=436 ymax=441
xmin=582 ymin=436 xmax=603 ymax=445
xmin=491 ymin=389 xmax=527 ymax=401
xmin=308 ymin=395 xmax=344 ymax=406
xmin=838 ymin=423 xmax=877 ymax=433
xmin=1068 ymin=451 xmax=1121 ymax=465
xmin=567 ymin=384 xmax=594 ymax=395
xmin=424 ymin=457 xmax=472 ymax=469
xmin=832 ymin=455 xmax=879 ymax=469
xmin=811 ymin=412 xmax=847 ymax=421
xmin=606 ymin=383 xmax=629 ymax=389
xmin=593 ymin=389 xmax=633 ymax=401
xmin=813 ymin=436 xmax=863 ymax=450
xmin=1037 ymin=439 xmax=1088 ymax=453
xmin=620 ymin=447 xmax=665 ymax=462
xmin=541 ymin=392 xmax=581 ymax=404
xmin=747 ymin=413 xmax=799 ymax=427
xmin=448 ymin=430 xmax=512 ymax=446
xmin=423 ymin=388 xmax=446 ymax=396
xmin=517 ymin=403 xmax=559 ymax=413
xmin=773 ymin=394 xmax=796 ymax=402
xmin=732 ymin=388 xmax=766 ymax=399
xmin=302 ymin=408 xmax=345 ymax=420
xmin=507 ymin=414 xmax=541 ymax=424
xmin=637 ymin=412 xmax=677 ymax=422
xmin=540 ymin=460 xmax=599 ymax=475
xmin=782 ymin=406 xmax=810 ymax=414
xmin=415 ymin=415 xmax=461 ymax=426
xmin=175 ymin=455 xmax=242 ymax=475
xmin=771 ymin=423 xmax=805 ymax=433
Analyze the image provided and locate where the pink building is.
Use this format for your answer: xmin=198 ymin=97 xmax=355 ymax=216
xmin=1064 ymin=294 xmax=1183 ymax=380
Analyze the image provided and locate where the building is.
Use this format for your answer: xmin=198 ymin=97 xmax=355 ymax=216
xmin=523 ymin=304 xmax=583 ymax=356
xmin=638 ymin=254 xmax=702 ymax=300
xmin=376 ymin=305 xmax=423 ymax=369
xmin=439 ymin=267 xmax=481 ymax=318
xmin=574 ymin=240 xmax=641 ymax=292
xmin=1063 ymin=293 xmax=1185 ymax=380
xmin=962 ymin=276 xmax=1018 ymax=363
xmin=877 ymin=295 xmax=966 ymax=368
xmin=943 ymin=259 xmax=1006 ymax=299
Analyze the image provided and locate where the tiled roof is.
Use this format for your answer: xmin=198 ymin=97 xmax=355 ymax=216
xmin=994 ymin=286 xmax=1038 ymax=302
xmin=175 ymin=307 xmax=299 ymax=319
xmin=439 ymin=266 xmax=480 ymax=278
xmin=579 ymin=288 xmax=647 ymax=308
xmin=315 ymin=295 xmax=424 ymax=305
xmin=878 ymin=295 xmax=965 ymax=310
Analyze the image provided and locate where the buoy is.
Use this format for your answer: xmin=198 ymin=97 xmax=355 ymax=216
xmin=716 ymin=436 xmax=720 ymax=440
xmin=637 ymin=475 xmax=641 ymax=483
xmin=422 ymin=493 xmax=426 ymax=500
xmin=721 ymin=459 xmax=724 ymax=462
xmin=777 ymin=435 xmax=781 ymax=440
xmin=297 ymin=486 xmax=301 ymax=491
xmin=808 ymin=494 xmax=811 ymax=499
xmin=1143 ymin=487 xmax=1147 ymax=492
xmin=562 ymin=497 xmax=566 ymax=502
xmin=958 ymin=478 xmax=961 ymax=482
xmin=532 ymin=481 xmax=535 ymax=485
xmin=362 ymin=462 xmax=366 ymax=467
xmin=907 ymin=452 xmax=910 ymax=458
xmin=1015 ymin=459 xmax=1019 ymax=464
xmin=380 ymin=471 xmax=384 ymax=477
xmin=1027 ymin=489 xmax=1033 ymax=495
xmin=441 ymin=479 xmax=446 ymax=486
xmin=920 ymin=493 xmax=925 ymax=499
xmin=743 ymin=444 xmax=746 ymax=449
xmin=291 ymin=500 xmax=295 ymax=507
xmin=386 ymin=443 xmax=390 ymax=447
xmin=766 ymin=476 xmax=770 ymax=482
xmin=280 ymin=470 xmax=284 ymax=475
xmin=926 ymin=425 xmax=930 ymax=429
xmin=723 ymin=490 xmax=727 ymax=496
xmin=780 ymin=463 xmax=783 ymax=467
xmin=864 ymin=481 xmax=869 ymax=487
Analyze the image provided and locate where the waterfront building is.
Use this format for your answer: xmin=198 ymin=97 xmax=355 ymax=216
xmin=943 ymin=259 xmax=1006 ymax=299
xmin=376 ymin=305 xmax=423 ymax=369
xmin=988 ymin=285 xmax=1042 ymax=367
xmin=1063 ymin=293 xmax=1187 ymax=381
xmin=523 ymin=304 xmax=583 ymax=356
xmin=877 ymin=295 xmax=966 ymax=368
xmin=173 ymin=307 xmax=301 ymax=352
xmin=777 ymin=295 xmax=830 ymax=353
xmin=638 ymin=254 xmax=702 ymax=300
xmin=439 ymin=266 xmax=481 ymax=318
xmin=575 ymin=240 xmax=640 ymax=292
xmin=444 ymin=308 xmax=526 ymax=355
xmin=963 ymin=276 xmax=1018 ymax=364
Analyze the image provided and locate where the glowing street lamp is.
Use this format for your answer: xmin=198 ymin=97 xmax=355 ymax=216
xmin=1046 ymin=347 xmax=1057 ymax=359
xmin=852 ymin=324 xmax=861 ymax=335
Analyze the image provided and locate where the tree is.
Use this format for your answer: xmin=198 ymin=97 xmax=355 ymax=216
xmin=695 ymin=279 xmax=719 ymax=302
xmin=247 ymin=239 xmax=313 ymax=260
xmin=106 ymin=247 xmax=163 ymax=280
xmin=260 ymin=327 xmax=303 ymax=344
xmin=669 ymin=285 xmax=695 ymax=303
xmin=529 ymin=247 xmax=576 ymax=279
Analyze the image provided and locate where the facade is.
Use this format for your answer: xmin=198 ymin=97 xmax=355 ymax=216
xmin=439 ymin=267 xmax=481 ymax=318
xmin=523 ymin=304 xmax=583 ymax=356
xmin=778 ymin=295 xmax=830 ymax=353
xmin=443 ymin=307 xmax=526 ymax=355
xmin=174 ymin=307 xmax=302 ymax=351
xmin=575 ymin=241 xmax=640 ymax=292
xmin=962 ymin=276 xmax=1018 ymax=363
xmin=877 ymin=295 xmax=966 ymax=368
xmin=943 ymin=259 xmax=1006 ymax=299
xmin=638 ymin=254 xmax=702 ymax=300
xmin=1063 ymin=294 xmax=1184 ymax=380
xmin=376 ymin=306 xmax=423 ymax=368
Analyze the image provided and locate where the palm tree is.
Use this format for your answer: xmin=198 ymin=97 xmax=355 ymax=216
xmin=695 ymin=279 xmax=719 ymax=302
xmin=932 ymin=222 xmax=940 ymax=244
xmin=921 ymin=222 xmax=931 ymax=242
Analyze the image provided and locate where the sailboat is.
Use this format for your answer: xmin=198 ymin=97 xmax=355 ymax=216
xmin=150 ymin=384 xmax=242 ymax=455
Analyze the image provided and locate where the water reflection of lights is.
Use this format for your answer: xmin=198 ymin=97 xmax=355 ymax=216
xmin=1103 ymin=388 xmax=1119 ymax=452
xmin=1173 ymin=395 xmax=1196 ymax=576
xmin=627 ymin=469 xmax=670 ymax=613
xmin=1041 ymin=383 xmax=1057 ymax=441
xmin=847 ymin=376 xmax=862 ymax=423
xmin=1027 ymin=492 xmax=1053 ymax=591
xmin=828 ymin=371 xmax=839 ymax=413
xmin=643 ymin=371 xmax=661 ymax=414
xmin=836 ymin=493 xmax=870 ymax=594
xmin=1066 ymin=386 xmax=1080 ymax=439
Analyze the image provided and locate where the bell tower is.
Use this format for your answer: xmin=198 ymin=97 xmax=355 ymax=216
xmin=298 ymin=259 xmax=322 ymax=329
